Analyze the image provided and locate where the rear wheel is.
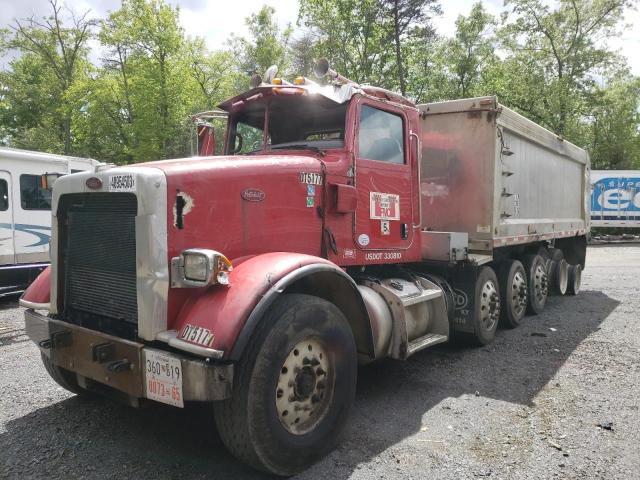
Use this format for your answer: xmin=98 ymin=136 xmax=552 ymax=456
xmin=524 ymin=254 xmax=548 ymax=315
xmin=41 ymin=353 xmax=85 ymax=395
xmin=214 ymin=294 xmax=357 ymax=476
xmin=548 ymin=248 xmax=568 ymax=295
xmin=497 ymin=259 xmax=528 ymax=328
xmin=466 ymin=266 xmax=500 ymax=345
xmin=566 ymin=264 xmax=582 ymax=295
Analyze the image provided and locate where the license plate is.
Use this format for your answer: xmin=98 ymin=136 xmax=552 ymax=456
xmin=109 ymin=174 xmax=136 ymax=192
xmin=180 ymin=324 xmax=215 ymax=347
xmin=144 ymin=350 xmax=184 ymax=408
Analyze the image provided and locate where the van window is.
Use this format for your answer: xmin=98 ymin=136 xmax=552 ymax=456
xmin=0 ymin=179 xmax=8 ymax=211
xmin=20 ymin=175 xmax=52 ymax=210
xmin=358 ymin=105 xmax=405 ymax=164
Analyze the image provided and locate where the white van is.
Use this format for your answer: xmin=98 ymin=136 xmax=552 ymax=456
xmin=0 ymin=148 xmax=101 ymax=297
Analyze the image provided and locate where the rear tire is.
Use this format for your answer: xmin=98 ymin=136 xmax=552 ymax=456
xmin=524 ymin=254 xmax=548 ymax=315
xmin=548 ymin=249 xmax=568 ymax=295
xmin=214 ymin=294 xmax=357 ymax=476
xmin=566 ymin=264 xmax=582 ymax=295
xmin=465 ymin=266 xmax=500 ymax=345
xmin=497 ymin=259 xmax=528 ymax=328
xmin=41 ymin=353 xmax=85 ymax=395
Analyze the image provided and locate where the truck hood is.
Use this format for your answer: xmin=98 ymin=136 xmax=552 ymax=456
xmin=133 ymin=154 xmax=324 ymax=261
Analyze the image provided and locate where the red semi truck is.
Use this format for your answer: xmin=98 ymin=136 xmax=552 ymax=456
xmin=21 ymin=61 xmax=589 ymax=475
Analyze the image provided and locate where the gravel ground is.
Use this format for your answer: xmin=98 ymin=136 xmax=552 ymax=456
xmin=1 ymin=245 xmax=639 ymax=479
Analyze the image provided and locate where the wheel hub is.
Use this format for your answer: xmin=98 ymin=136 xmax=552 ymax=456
xmin=479 ymin=279 xmax=500 ymax=330
xmin=294 ymin=367 xmax=317 ymax=399
xmin=276 ymin=338 xmax=332 ymax=435
xmin=511 ymin=271 xmax=528 ymax=315
xmin=533 ymin=264 xmax=548 ymax=301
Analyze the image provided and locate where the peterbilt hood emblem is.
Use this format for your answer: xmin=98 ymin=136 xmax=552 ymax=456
xmin=85 ymin=177 xmax=103 ymax=190
xmin=241 ymin=188 xmax=265 ymax=202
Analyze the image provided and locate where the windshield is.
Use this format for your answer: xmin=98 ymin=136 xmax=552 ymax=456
xmin=227 ymin=94 xmax=347 ymax=154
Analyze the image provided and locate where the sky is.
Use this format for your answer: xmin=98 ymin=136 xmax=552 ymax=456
xmin=0 ymin=0 xmax=638 ymax=75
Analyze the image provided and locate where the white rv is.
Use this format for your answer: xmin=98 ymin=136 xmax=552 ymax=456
xmin=0 ymin=148 xmax=101 ymax=297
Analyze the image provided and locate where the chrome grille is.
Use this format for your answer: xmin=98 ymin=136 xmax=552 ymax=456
xmin=58 ymin=193 xmax=138 ymax=326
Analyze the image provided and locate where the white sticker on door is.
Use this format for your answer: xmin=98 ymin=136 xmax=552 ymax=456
xmin=370 ymin=192 xmax=400 ymax=220
xmin=357 ymin=234 xmax=370 ymax=246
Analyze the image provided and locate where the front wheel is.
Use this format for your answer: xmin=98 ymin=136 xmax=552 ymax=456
xmin=41 ymin=353 xmax=86 ymax=395
xmin=214 ymin=294 xmax=357 ymax=476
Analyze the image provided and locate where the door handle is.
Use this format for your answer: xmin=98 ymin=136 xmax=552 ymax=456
xmin=401 ymin=223 xmax=408 ymax=240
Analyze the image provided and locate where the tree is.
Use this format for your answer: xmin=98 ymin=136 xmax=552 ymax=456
xmin=289 ymin=30 xmax=319 ymax=77
xmin=588 ymin=73 xmax=640 ymax=169
xmin=0 ymin=53 xmax=65 ymax=152
xmin=92 ymin=0 xmax=200 ymax=161
xmin=298 ymin=0 xmax=393 ymax=86
xmin=230 ymin=6 xmax=292 ymax=78
xmin=445 ymin=2 xmax=496 ymax=98
xmin=381 ymin=0 xmax=441 ymax=96
xmin=500 ymin=0 xmax=632 ymax=137
xmin=187 ymin=38 xmax=238 ymax=108
xmin=7 ymin=0 xmax=95 ymax=154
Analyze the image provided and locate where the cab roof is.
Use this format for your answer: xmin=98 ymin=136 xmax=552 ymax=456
xmin=218 ymin=83 xmax=415 ymax=112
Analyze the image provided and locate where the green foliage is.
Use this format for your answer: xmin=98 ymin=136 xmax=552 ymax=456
xmin=0 ymin=0 xmax=638 ymax=169
xmin=588 ymin=72 xmax=640 ymax=169
xmin=231 ymin=6 xmax=292 ymax=78
xmin=298 ymin=0 xmax=394 ymax=85
xmin=3 ymin=0 xmax=95 ymax=154
xmin=444 ymin=2 xmax=497 ymax=98
xmin=499 ymin=0 xmax=631 ymax=137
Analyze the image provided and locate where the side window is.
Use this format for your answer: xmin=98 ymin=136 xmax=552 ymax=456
xmin=0 ymin=179 xmax=8 ymax=211
xmin=234 ymin=122 xmax=264 ymax=154
xmin=20 ymin=175 xmax=52 ymax=211
xmin=358 ymin=105 xmax=405 ymax=164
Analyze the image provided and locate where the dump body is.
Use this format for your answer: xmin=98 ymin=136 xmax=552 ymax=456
xmin=590 ymin=170 xmax=640 ymax=228
xmin=418 ymin=96 xmax=590 ymax=255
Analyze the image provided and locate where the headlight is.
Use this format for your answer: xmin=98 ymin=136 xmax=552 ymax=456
xmin=184 ymin=253 xmax=209 ymax=282
xmin=171 ymin=249 xmax=232 ymax=288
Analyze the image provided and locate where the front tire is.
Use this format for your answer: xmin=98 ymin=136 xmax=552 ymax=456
xmin=214 ymin=294 xmax=357 ymax=476
xmin=41 ymin=353 xmax=85 ymax=395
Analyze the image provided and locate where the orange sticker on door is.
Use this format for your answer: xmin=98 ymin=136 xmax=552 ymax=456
xmin=370 ymin=192 xmax=400 ymax=220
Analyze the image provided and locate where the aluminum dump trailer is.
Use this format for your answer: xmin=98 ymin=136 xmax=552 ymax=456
xmin=590 ymin=170 xmax=640 ymax=228
xmin=417 ymin=96 xmax=590 ymax=259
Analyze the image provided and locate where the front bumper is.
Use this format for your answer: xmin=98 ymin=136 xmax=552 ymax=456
xmin=24 ymin=309 xmax=233 ymax=405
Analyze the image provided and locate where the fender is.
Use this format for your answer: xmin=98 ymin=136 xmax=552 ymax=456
xmin=19 ymin=266 xmax=51 ymax=309
xmin=173 ymin=252 xmax=374 ymax=361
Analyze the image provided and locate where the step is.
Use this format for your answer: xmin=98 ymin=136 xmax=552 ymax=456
xmin=407 ymin=333 xmax=448 ymax=356
xmin=401 ymin=288 xmax=442 ymax=307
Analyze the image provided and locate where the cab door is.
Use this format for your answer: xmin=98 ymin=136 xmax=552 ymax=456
xmin=354 ymin=101 xmax=414 ymax=253
xmin=0 ymin=171 xmax=15 ymax=265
